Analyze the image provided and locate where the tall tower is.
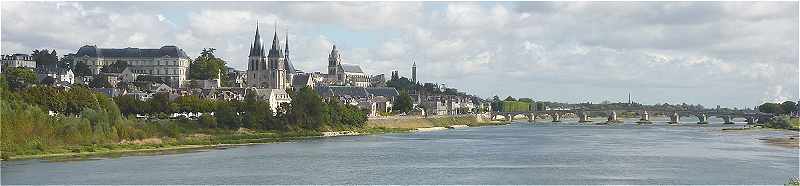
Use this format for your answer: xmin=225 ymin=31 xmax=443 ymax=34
xmin=328 ymin=45 xmax=342 ymax=81
xmin=412 ymin=60 xmax=417 ymax=83
xmin=246 ymin=23 xmax=268 ymax=87
xmin=267 ymin=24 xmax=287 ymax=90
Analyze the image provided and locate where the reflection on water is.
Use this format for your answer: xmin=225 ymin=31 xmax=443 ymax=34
xmin=2 ymin=122 xmax=797 ymax=185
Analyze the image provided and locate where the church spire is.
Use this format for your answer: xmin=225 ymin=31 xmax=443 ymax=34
xmin=267 ymin=21 xmax=283 ymax=58
xmin=249 ymin=22 xmax=265 ymax=57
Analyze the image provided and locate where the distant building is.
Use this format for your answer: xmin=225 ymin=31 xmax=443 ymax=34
xmin=36 ymin=66 xmax=74 ymax=85
xmin=248 ymin=88 xmax=292 ymax=112
xmin=412 ymin=60 xmax=417 ymax=83
xmin=1 ymin=54 xmax=36 ymax=70
xmin=74 ymin=45 xmax=191 ymax=88
xmin=245 ymin=24 xmax=294 ymax=90
xmin=316 ymin=85 xmax=400 ymax=116
xmin=324 ymin=45 xmax=371 ymax=87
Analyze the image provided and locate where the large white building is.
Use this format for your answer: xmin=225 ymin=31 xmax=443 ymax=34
xmin=246 ymin=24 xmax=295 ymax=90
xmin=74 ymin=45 xmax=191 ymax=87
xmin=1 ymin=54 xmax=36 ymax=70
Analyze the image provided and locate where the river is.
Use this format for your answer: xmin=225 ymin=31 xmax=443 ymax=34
xmin=2 ymin=119 xmax=798 ymax=184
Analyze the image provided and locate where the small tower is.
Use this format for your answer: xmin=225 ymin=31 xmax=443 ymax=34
xmin=412 ymin=60 xmax=417 ymax=83
xmin=246 ymin=23 xmax=269 ymax=88
xmin=267 ymin=22 xmax=286 ymax=90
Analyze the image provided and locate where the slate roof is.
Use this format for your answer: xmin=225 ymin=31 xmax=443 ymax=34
xmin=291 ymin=74 xmax=311 ymax=87
xmin=365 ymin=87 xmax=399 ymax=97
xmin=315 ymin=85 xmax=371 ymax=98
xmin=76 ymin=45 xmax=189 ymax=58
xmin=340 ymin=64 xmax=364 ymax=73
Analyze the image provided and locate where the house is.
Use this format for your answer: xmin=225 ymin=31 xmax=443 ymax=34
xmin=291 ymin=73 xmax=314 ymax=90
xmin=36 ymin=67 xmax=74 ymax=85
xmin=248 ymin=88 xmax=292 ymax=112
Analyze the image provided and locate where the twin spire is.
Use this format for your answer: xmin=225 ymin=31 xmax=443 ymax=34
xmin=249 ymin=21 xmax=288 ymax=58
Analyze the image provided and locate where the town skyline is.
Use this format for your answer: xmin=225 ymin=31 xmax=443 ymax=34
xmin=2 ymin=1 xmax=798 ymax=108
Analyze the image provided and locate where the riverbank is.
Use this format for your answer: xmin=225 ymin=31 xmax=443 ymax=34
xmin=3 ymin=127 xmax=409 ymax=161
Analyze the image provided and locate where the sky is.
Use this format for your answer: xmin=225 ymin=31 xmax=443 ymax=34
xmin=2 ymin=1 xmax=798 ymax=108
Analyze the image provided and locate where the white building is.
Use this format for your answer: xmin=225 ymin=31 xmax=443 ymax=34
xmin=2 ymin=54 xmax=36 ymax=70
xmin=74 ymin=45 xmax=191 ymax=88
xmin=248 ymin=88 xmax=292 ymax=113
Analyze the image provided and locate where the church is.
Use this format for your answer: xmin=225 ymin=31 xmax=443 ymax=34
xmin=245 ymin=24 xmax=295 ymax=90
xmin=325 ymin=45 xmax=371 ymax=87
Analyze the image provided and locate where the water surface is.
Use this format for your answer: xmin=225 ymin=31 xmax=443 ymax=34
xmin=2 ymin=121 xmax=797 ymax=184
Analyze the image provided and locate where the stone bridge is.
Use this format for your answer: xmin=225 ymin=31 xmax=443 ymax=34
xmin=489 ymin=109 xmax=773 ymax=124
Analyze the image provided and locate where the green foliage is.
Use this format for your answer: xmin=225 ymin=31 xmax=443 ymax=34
xmin=215 ymin=101 xmax=240 ymax=129
xmin=518 ymin=98 xmax=534 ymax=103
xmin=765 ymin=116 xmax=800 ymax=130
xmin=198 ymin=115 xmax=217 ymax=128
xmin=20 ymin=86 xmax=67 ymax=114
xmin=501 ymin=101 xmax=531 ymax=112
xmin=149 ymin=93 xmax=176 ymax=115
xmin=758 ymin=103 xmax=787 ymax=114
xmin=189 ymin=48 xmax=228 ymax=80
xmin=32 ymin=49 xmax=58 ymax=68
xmin=115 ymin=95 xmax=147 ymax=116
xmin=89 ymin=76 xmax=113 ymax=88
xmin=392 ymin=91 xmax=413 ymax=114
xmin=240 ymin=93 xmax=274 ymax=130
xmin=73 ymin=62 xmax=93 ymax=77
xmin=781 ymin=101 xmax=797 ymax=115
xmin=287 ymin=87 xmax=325 ymax=130
xmin=386 ymin=77 xmax=416 ymax=93
xmin=3 ymin=67 xmax=37 ymax=90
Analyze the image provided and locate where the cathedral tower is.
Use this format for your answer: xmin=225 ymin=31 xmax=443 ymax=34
xmin=328 ymin=45 xmax=343 ymax=81
xmin=246 ymin=23 xmax=269 ymax=87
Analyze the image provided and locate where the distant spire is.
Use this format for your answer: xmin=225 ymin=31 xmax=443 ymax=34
xmin=249 ymin=22 xmax=265 ymax=57
xmin=267 ymin=20 xmax=283 ymax=58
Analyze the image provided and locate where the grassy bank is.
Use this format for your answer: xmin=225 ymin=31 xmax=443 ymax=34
xmin=4 ymin=127 xmax=408 ymax=161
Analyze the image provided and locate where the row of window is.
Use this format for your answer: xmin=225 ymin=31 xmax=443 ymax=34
xmin=132 ymin=68 xmax=185 ymax=76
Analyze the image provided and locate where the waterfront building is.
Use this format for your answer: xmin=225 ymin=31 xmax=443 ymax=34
xmin=74 ymin=45 xmax=190 ymax=88
xmin=245 ymin=24 xmax=293 ymax=90
xmin=1 ymin=54 xmax=36 ymax=70
xmin=315 ymin=85 xmax=400 ymax=116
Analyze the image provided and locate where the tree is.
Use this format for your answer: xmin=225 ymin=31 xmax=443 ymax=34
xmin=781 ymin=101 xmax=797 ymax=115
xmin=518 ymin=98 xmax=534 ymax=103
xmin=240 ymin=92 xmax=273 ymax=129
xmin=4 ymin=67 xmax=37 ymax=91
xmin=758 ymin=102 xmax=783 ymax=114
xmin=148 ymin=92 xmax=175 ymax=115
xmin=287 ymin=87 xmax=325 ymax=130
xmin=392 ymin=91 xmax=413 ymax=114
xmin=215 ymin=101 xmax=240 ymax=129
xmin=73 ymin=62 xmax=93 ymax=77
xmin=189 ymin=48 xmax=228 ymax=80
xmin=64 ymin=86 xmax=101 ymax=115
xmin=89 ymin=76 xmax=113 ymax=88
xmin=32 ymin=49 xmax=58 ymax=69
xmin=115 ymin=95 xmax=146 ymax=116
xmin=21 ymin=86 xmax=67 ymax=114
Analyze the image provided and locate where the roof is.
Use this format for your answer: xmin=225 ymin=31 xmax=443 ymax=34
xmin=2 ymin=54 xmax=33 ymax=61
xmin=340 ymin=64 xmax=364 ymax=73
xmin=315 ymin=85 xmax=370 ymax=98
xmin=267 ymin=31 xmax=283 ymax=58
xmin=76 ymin=45 xmax=189 ymax=58
xmin=366 ymin=87 xmax=399 ymax=97
xmin=291 ymin=74 xmax=311 ymax=87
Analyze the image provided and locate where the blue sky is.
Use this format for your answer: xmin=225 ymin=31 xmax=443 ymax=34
xmin=2 ymin=1 xmax=798 ymax=108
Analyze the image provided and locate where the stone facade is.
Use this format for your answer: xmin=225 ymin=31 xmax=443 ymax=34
xmin=1 ymin=54 xmax=36 ymax=70
xmin=73 ymin=45 xmax=190 ymax=88
xmin=245 ymin=24 xmax=293 ymax=90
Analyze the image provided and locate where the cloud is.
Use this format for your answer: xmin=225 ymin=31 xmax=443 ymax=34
xmin=2 ymin=1 xmax=797 ymax=108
